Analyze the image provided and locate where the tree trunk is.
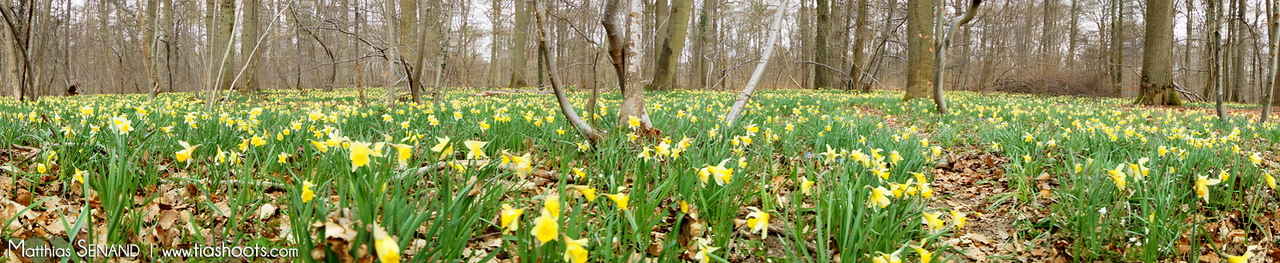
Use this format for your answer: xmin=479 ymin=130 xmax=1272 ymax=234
xmin=1110 ymin=0 xmax=1124 ymax=96
xmin=813 ymin=0 xmax=832 ymax=89
xmin=614 ymin=0 xmax=655 ymax=130
xmin=535 ymin=0 xmax=601 ymax=142
xmin=1137 ymin=0 xmax=1181 ymax=105
xmin=239 ymin=0 xmax=259 ymax=93
xmin=932 ymin=0 xmax=983 ymax=114
xmin=488 ymin=0 xmax=502 ymax=87
xmin=693 ymin=0 xmax=719 ymax=89
xmin=508 ymin=0 xmax=530 ymax=88
xmin=724 ymin=2 xmax=786 ymax=125
xmin=214 ymin=0 xmax=235 ymax=95
xmin=399 ymin=0 xmax=420 ymax=104
xmin=850 ymin=0 xmax=870 ymax=91
xmin=650 ymin=0 xmax=692 ymax=90
xmin=904 ymin=0 xmax=935 ymax=100
xmin=1262 ymin=0 xmax=1277 ymax=121
xmin=1067 ymin=0 xmax=1079 ymax=68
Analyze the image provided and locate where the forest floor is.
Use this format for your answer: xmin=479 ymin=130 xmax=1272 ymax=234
xmin=0 ymin=89 xmax=1277 ymax=262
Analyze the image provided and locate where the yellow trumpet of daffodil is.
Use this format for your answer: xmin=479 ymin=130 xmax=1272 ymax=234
xmin=464 ymin=140 xmax=488 ymax=159
xmin=175 ymin=141 xmax=201 ymax=163
xmin=500 ymin=152 xmax=533 ymax=177
xmin=820 ymin=145 xmax=841 ymax=164
xmin=606 ymin=193 xmax=629 ymax=211
xmin=800 ymin=177 xmax=815 ymax=196
xmin=698 ymin=159 xmax=733 ymax=186
xmin=73 ymin=169 xmax=85 ymax=184
xmin=301 ymin=181 xmax=315 ymax=202
xmin=310 ymin=140 xmax=329 ymax=153
xmin=373 ymin=225 xmax=401 ymax=263
xmin=109 ymin=116 xmax=133 ymax=134
xmin=654 ymin=141 xmax=671 ymax=157
xmin=1196 ymin=173 xmax=1225 ymax=202
xmin=499 ymin=204 xmax=524 ymax=232
xmin=570 ymin=185 xmax=597 ymax=201
xmin=922 ymin=211 xmax=944 ymax=231
xmin=1250 ymin=152 xmax=1262 ymax=166
xmin=563 ymin=236 xmax=589 ymax=263
xmin=277 ymin=152 xmax=290 ymax=164
xmin=390 ymin=144 xmax=412 ymax=167
xmin=250 ymin=135 xmax=266 ymax=146
xmin=37 ymin=163 xmax=47 ymax=173
xmin=911 ymin=244 xmax=933 ymax=263
xmin=530 ymin=210 xmax=558 ymax=244
xmin=951 ymin=210 xmax=968 ymax=229
xmin=745 ymin=207 xmax=769 ymax=239
xmin=691 ymin=238 xmax=719 ymax=263
xmin=348 ymin=141 xmax=383 ymax=172
xmin=1107 ymin=163 xmax=1127 ymax=191
xmin=1265 ymin=172 xmax=1276 ymax=190
xmin=867 ymin=186 xmax=892 ymax=208
xmin=544 ymin=194 xmax=561 ymax=217
xmin=871 ymin=251 xmax=902 ymax=263
xmin=1225 ymin=245 xmax=1257 ymax=263
xmin=430 ymin=137 xmax=453 ymax=160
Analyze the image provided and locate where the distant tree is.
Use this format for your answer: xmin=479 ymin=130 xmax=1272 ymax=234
xmin=1137 ymin=0 xmax=1181 ymax=105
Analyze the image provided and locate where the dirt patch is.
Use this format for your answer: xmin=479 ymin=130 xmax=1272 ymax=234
xmin=929 ymin=150 xmax=1059 ymax=263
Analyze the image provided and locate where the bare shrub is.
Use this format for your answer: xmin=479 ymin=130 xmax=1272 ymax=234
xmin=992 ymin=67 xmax=1116 ymax=97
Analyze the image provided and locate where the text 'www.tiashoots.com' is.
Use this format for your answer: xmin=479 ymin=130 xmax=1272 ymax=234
xmin=9 ymin=239 xmax=298 ymax=259
xmin=158 ymin=244 xmax=299 ymax=258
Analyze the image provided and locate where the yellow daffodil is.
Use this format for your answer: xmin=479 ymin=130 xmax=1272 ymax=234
xmin=499 ymin=204 xmax=524 ymax=232
xmin=922 ymin=211 xmax=944 ymax=231
xmin=654 ymin=141 xmax=671 ymax=157
xmin=1266 ymin=172 xmax=1276 ymax=190
xmin=277 ymin=152 xmax=290 ymax=164
xmin=800 ymin=176 xmax=815 ymax=196
xmin=175 ymin=140 xmax=202 ymax=163
xmin=871 ymin=166 xmax=890 ymax=180
xmin=250 ymin=135 xmax=266 ymax=146
xmin=373 ymin=225 xmax=401 ymax=263
xmin=821 ymin=144 xmax=841 ymax=164
xmin=73 ymin=169 xmax=85 ymax=184
xmin=867 ymin=186 xmax=892 ymax=208
xmin=464 ymin=140 xmax=488 ymax=159
xmin=501 ymin=152 xmax=533 ymax=176
xmin=109 ymin=116 xmax=133 ymax=134
xmin=430 ymin=137 xmax=453 ymax=160
xmin=37 ymin=163 xmax=47 ymax=173
xmin=544 ymin=194 xmax=561 ymax=217
xmin=1225 ymin=246 xmax=1258 ymax=263
xmin=871 ymin=251 xmax=902 ymax=263
xmin=698 ymin=159 xmax=734 ymax=186
xmin=679 ymin=200 xmax=690 ymax=214
xmin=348 ymin=141 xmax=382 ymax=171
xmin=1196 ymin=173 xmax=1225 ymax=202
xmin=911 ymin=245 xmax=933 ymax=263
xmin=606 ymin=193 xmax=629 ymax=211
xmin=310 ymin=140 xmax=329 ymax=153
xmin=531 ymin=210 xmax=558 ymax=244
xmin=301 ymin=181 xmax=315 ymax=202
xmin=391 ymin=143 xmax=412 ymax=167
xmin=1107 ymin=163 xmax=1126 ymax=191
xmin=628 ymin=116 xmax=640 ymax=128
xmin=1250 ymin=152 xmax=1262 ymax=166
xmin=691 ymin=238 xmax=719 ymax=263
xmin=570 ymin=185 xmax=597 ymax=201
xmin=745 ymin=207 xmax=769 ymax=239
xmin=951 ymin=210 xmax=968 ymax=229
xmin=563 ymin=236 xmax=589 ymax=263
